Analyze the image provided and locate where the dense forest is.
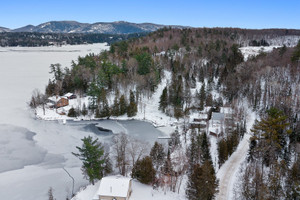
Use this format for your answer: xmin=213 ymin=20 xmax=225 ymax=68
xmin=32 ymin=27 xmax=300 ymax=199
xmin=0 ymin=32 xmax=146 ymax=47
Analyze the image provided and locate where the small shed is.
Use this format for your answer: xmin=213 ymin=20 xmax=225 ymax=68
xmin=56 ymin=98 xmax=69 ymax=108
xmin=93 ymin=176 xmax=132 ymax=200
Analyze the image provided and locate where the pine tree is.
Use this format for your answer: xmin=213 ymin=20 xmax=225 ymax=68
xmin=111 ymin=96 xmax=120 ymax=116
xmin=99 ymin=97 xmax=110 ymax=118
xmin=187 ymin=129 xmax=198 ymax=167
xmin=127 ymin=90 xmax=137 ymax=117
xmin=136 ymin=52 xmax=152 ymax=75
xmin=186 ymin=161 xmax=218 ymax=200
xmin=131 ymin=156 xmax=156 ymax=184
xmin=159 ymin=87 xmax=168 ymax=112
xmin=119 ymin=95 xmax=127 ymax=115
xmin=150 ymin=142 xmax=166 ymax=170
xmin=250 ymin=107 xmax=291 ymax=166
xmin=81 ymin=103 xmax=88 ymax=116
xmin=218 ymin=138 xmax=228 ymax=167
xmin=68 ymin=107 xmax=77 ymax=117
xmin=72 ymin=136 xmax=106 ymax=185
xmin=200 ymin=132 xmax=211 ymax=162
xmin=199 ymin=82 xmax=206 ymax=110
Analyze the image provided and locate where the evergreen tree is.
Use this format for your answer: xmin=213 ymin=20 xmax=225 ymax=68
xmin=111 ymin=90 xmax=120 ymax=116
xmin=186 ymin=161 xmax=218 ymax=200
xmin=136 ymin=52 xmax=152 ymax=75
xmin=250 ymin=107 xmax=291 ymax=166
xmin=127 ymin=90 xmax=137 ymax=117
xmin=72 ymin=136 xmax=107 ymax=185
xmin=159 ymin=87 xmax=168 ymax=112
xmin=119 ymin=95 xmax=127 ymax=115
xmin=81 ymin=103 xmax=88 ymax=116
xmin=200 ymin=132 xmax=211 ymax=162
xmin=68 ymin=107 xmax=77 ymax=117
xmin=131 ymin=156 xmax=156 ymax=184
xmin=150 ymin=142 xmax=166 ymax=170
xmin=99 ymin=97 xmax=110 ymax=118
xmin=187 ymin=129 xmax=199 ymax=167
xmin=291 ymin=40 xmax=300 ymax=62
xmin=218 ymin=139 xmax=228 ymax=167
xmin=199 ymin=82 xmax=206 ymax=110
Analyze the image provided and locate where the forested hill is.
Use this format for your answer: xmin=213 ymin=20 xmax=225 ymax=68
xmin=39 ymin=27 xmax=300 ymax=113
xmin=0 ymin=32 xmax=146 ymax=47
xmin=32 ymin=27 xmax=300 ymax=199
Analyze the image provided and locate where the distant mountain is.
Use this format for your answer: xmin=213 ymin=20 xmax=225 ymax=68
xmin=9 ymin=21 xmax=184 ymax=34
xmin=0 ymin=26 xmax=10 ymax=32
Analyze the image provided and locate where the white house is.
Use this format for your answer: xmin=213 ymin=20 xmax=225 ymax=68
xmin=93 ymin=176 xmax=132 ymax=200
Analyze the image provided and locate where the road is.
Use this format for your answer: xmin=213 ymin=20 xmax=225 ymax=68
xmin=216 ymin=133 xmax=250 ymax=200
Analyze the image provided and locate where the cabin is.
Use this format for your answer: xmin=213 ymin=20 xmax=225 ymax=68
xmin=93 ymin=176 xmax=132 ymax=200
xmin=56 ymin=98 xmax=69 ymax=108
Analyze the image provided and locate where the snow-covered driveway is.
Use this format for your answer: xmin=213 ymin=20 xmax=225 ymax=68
xmin=216 ymin=134 xmax=250 ymax=200
xmin=216 ymin=111 xmax=256 ymax=200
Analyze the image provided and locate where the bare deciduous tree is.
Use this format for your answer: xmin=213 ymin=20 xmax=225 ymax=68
xmin=112 ymin=132 xmax=129 ymax=176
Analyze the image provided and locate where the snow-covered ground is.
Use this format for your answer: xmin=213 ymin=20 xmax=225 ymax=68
xmin=216 ymin=109 xmax=257 ymax=200
xmin=72 ymin=179 xmax=186 ymax=200
xmin=239 ymin=46 xmax=281 ymax=61
xmin=36 ymin=70 xmax=178 ymax=130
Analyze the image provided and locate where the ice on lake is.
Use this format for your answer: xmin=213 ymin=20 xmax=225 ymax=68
xmin=0 ymin=43 xmax=166 ymax=200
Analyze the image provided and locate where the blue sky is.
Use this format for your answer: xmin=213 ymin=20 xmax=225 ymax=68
xmin=1 ymin=0 xmax=299 ymax=29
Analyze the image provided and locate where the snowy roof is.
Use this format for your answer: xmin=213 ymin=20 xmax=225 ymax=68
xmin=220 ymin=107 xmax=232 ymax=114
xmin=63 ymin=92 xmax=74 ymax=98
xmin=212 ymin=112 xmax=225 ymax=121
xmin=94 ymin=176 xmax=131 ymax=198
xmin=48 ymin=96 xmax=58 ymax=102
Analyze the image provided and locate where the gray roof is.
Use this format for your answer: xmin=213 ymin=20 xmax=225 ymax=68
xmin=212 ymin=112 xmax=225 ymax=121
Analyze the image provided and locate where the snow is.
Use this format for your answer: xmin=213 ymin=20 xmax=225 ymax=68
xmin=239 ymin=46 xmax=281 ymax=61
xmin=216 ymin=106 xmax=257 ymax=200
xmin=72 ymin=179 xmax=187 ymax=200
xmin=72 ymin=181 xmax=101 ymax=200
xmin=36 ymin=70 xmax=178 ymax=135
xmin=93 ymin=176 xmax=131 ymax=199
xmin=0 ymin=43 xmax=111 ymax=200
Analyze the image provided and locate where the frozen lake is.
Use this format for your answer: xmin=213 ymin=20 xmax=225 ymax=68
xmin=0 ymin=44 xmax=165 ymax=200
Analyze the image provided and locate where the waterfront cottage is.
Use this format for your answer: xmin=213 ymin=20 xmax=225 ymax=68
xmin=56 ymin=98 xmax=69 ymax=108
xmin=93 ymin=176 xmax=132 ymax=200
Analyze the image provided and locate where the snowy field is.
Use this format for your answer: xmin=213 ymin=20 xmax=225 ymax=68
xmin=239 ymin=45 xmax=281 ymax=61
